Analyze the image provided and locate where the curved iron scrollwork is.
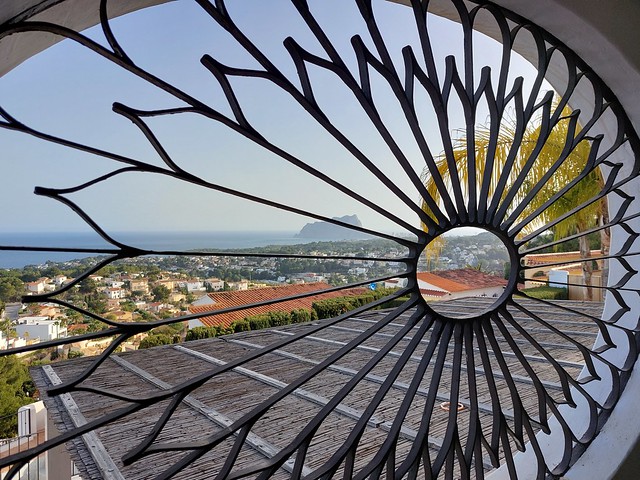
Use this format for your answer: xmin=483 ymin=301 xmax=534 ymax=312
xmin=1 ymin=0 xmax=639 ymax=479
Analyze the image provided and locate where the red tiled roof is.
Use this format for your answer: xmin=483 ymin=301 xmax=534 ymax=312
xmin=417 ymin=269 xmax=507 ymax=293
xmin=434 ymin=269 xmax=508 ymax=288
xmin=523 ymin=251 xmax=584 ymax=266
xmin=416 ymin=272 xmax=469 ymax=293
xmin=189 ymin=283 xmax=367 ymax=329
xmin=419 ymin=288 xmax=448 ymax=297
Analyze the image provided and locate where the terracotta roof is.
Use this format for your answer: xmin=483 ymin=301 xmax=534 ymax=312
xmin=524 ymin=251 xmax=584 ymax=266
xmin=419 ymin=288 xmax=448 ymax=297
xmin=416 ymin=272 xmax=469 ymax=293
xmin=189 ymin=282 xmax=367 ymax=329
xmin=417 ymin=269 xmax=507 ymax=293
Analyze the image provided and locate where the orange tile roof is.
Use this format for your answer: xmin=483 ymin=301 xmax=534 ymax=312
xmin=189 ymin=283 xmax=367 ymax=329
xmin=416 ymin=272 xmax=469 ymax=293
xmin=419 ymin=288 xmax=447 ymax=297
xmin=524 ymin=251 xmax=584 ymax=266
xmin=417 ymin=269 xmax=507 ymax=293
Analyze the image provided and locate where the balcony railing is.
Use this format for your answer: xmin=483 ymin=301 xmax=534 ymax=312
xmin=0 ymin=410 xmax=45 ymax=480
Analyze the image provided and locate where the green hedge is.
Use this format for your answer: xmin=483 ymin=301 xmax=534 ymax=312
xmin=519 ymin=286 xmax=568 ymax=300
xmin=312 ymin=288 xmax=401 ymax=319
xmin=184 ymin=287 xmax=403 ymax=343
xmin=291 ymin=308 xmax=314 ymax=323
xmin=185 ymin=325 xmax=233 ymax=341
xmin=233 ymin=320 xmax=251 ymax=332
xmin=248 ymin=315 xmax=272 ymax=330
xmin=139 ymin=333 xmax=180 ymax=349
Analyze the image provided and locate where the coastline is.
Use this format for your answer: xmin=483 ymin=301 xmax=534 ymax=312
xmin=0 ymin=230 xmax=379 ymax=268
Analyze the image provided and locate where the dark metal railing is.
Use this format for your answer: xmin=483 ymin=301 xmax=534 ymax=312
xmin=0 ymin=0 xmax=639 ymax=479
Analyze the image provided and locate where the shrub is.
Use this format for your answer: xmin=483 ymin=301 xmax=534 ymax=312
xmin=379 ymin=296 xmax=411 ymax=309
xmin=519 ymin=286 xmax=568 ymax=300
xmin=138 ymin=334 xmax=177 ymax=349
xmin=232 ymin=320 xmax=251 ymax=332
xmin=186 ymin=326 xmax=219 ymax=341
xmin=290 ymin=309 xmax=312 ymax=324
xmin=248 ymin=315 xmax=271 ymax=331
xmin=267 ymin=311 xmax=291 ymax=327
xmin=312 ymin=298 xmax=355 ymax=319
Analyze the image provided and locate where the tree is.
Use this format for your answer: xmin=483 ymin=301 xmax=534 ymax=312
xmin=139 ymin=334 xmax=179 ymax=349
xmin=86 ymin=293 xmax=108 ymax=314
xmin=119 ymin=300 xmax=136 ymax=312
xmin=78 ymin=277 xmax=98 ymax=295
xmin=0 ymin=356 xmax=34 ymax=438
xmin=0 ymin=276 xmax=24 ymax=303
xmin=152 ymin=285 xmax=171 ymax=303
xmin=424 ymin=235 xmax=446 ymax=271
xmin=422 ymin=102 xmax=607 ymax=299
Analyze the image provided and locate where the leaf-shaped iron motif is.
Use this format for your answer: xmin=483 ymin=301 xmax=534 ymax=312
xmin=1 ymin=1 xmax=639 ymax=479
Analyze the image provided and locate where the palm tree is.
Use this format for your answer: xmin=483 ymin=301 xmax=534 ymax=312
xmin=424 ymin=234 xmax=446 ymax=271
xmin=422 ymin=103 xmax=607 ymax=300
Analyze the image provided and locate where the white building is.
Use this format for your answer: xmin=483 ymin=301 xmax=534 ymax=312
xmin=178 ymin=279 xmax=205 ymax=292
xmin=14 ymin=316 xmax=67 ymax=342
xmin=226 ymin=281 xmax=248 ymax=291
xmin=204 ymin=278 xmax=224 ymax=291
xmin=53 ymin=275 xmax=69 ymax=287
xmin=105 ymin=287 xmax=127 ymax=300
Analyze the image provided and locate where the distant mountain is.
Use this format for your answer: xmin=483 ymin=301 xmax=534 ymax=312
xmin=297 ymin=215 xmax=370 ymax=240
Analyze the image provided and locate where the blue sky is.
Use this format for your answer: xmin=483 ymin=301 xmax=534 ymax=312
xmin=0 ymin=0 xmax=546 ymax=240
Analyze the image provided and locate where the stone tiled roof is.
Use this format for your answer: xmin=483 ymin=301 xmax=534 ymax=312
xmin=189 ymin=283 xmax=367 ymax=328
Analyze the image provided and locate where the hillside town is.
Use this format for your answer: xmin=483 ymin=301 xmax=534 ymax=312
xmin=0 ymin=239 xmax=403 ymax=354
xmin=0 ymin=233 xmax=593 ymax=357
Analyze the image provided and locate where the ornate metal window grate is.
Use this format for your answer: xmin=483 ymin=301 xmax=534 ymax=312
xmin=0 ymin=0 xmax=639 ymax=479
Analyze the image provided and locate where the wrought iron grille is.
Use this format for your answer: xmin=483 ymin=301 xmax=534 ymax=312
xmin=1 ymin=0 xmax=639 ymax=479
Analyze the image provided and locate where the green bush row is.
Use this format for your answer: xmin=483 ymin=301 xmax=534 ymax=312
xmin=139 ymin=333 xmax=181 ymax=349
xmin=519 ymin=286 xmax=568 ymax=300
xmin=311 ymin=287 xmax=399 ymax=319
xmin=184 ymin=287 xmax=401 ymax=342
xmin=185 ymin=308 xmax=321 ymax=342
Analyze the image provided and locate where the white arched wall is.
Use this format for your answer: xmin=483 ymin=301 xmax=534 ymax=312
xmin=0 ymin=0 xmax=172 ymax=77
xmin=411 ymin=2 xmax=640 ymax=478
xmin=460 ymin=3 xmax=640 ymax=479
xmin=2 ymin=1 xmax=640 ymax=478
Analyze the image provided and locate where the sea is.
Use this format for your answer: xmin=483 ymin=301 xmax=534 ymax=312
xmin=0 ymin=231 xmax=326 ymax=269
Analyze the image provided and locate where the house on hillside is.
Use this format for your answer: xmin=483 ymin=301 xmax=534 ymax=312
xmin=14 ymin=316 xmax=67 ymax=342
xmin=128 ymin=278 xmax=150 ymax=294
xmin=105 ymin=287 xmax=126 ymax=300
xmin=417 ymin=269 xmax=507 ymax=301
xmin=204 ymin=278 xmax=224 ymax=291
xmin=226 ymin=280 xmax=249 ymax=291
xmin=177 ymin=279 xmax=205 ymax=292
xmin=24 ymin=279 xmax=47 ymax=295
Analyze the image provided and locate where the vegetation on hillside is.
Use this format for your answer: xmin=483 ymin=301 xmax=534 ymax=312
xmin=0 ymin=356 xmax=35 ymax=438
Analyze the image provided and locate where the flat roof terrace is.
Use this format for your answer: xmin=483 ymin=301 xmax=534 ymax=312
xmin=32 ymin=298 xmax=604 ymax=479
